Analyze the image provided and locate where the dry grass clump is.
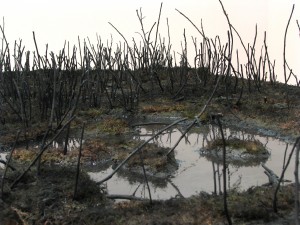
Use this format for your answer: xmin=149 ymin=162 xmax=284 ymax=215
xmin=98 ymin=117 xmax=129 ymax=135
xmin=12 ymin=147 xmax=77 ymax=164
xmin=83 ymin=139 xmax=109 ymax=154
xmin=12 ymin=149 xmax=37 ymax=162
xmin=11 ymin=141 xmax=109 ymax=165
xmin=208 ymin=138 xmax=266 ymax=154
xmin=141 ymin=103 xmax=185 ymax=113
xmin=78 ymin=108 xmax=105 ymax=118
xmin=112 ymin=142 xmax=171 ymax=171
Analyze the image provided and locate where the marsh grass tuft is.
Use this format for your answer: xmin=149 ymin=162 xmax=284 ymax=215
xmin=12 ymin=149 xmax=36 ymax=162
xmin=112 ymin=142 xmax=171 ymax=171
xmin=208 ymin=138 xmax=266 ymax=154
xmin=78 ymin=108 xmax=105 ymax=118
xmin=98 ymin=117 xmax=129 ymax=135
xmin=141 ymin=103 xmax=185 ymax=114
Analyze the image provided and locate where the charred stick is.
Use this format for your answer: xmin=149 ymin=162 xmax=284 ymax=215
xmin=11 ymin=116 xmax=76 ymax=189
xmin=273 ymin=137 xmax=300 ymax=213
xmin=96 ymin=118 xmax=187 ymax=185
xmin=73 ymin=123 xmax=85 ymax=200
xmin=1 ymin=131 xmax=20 ymax=199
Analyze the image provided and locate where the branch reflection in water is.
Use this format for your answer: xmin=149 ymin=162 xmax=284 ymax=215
xmin=88 ymin=124 xmax=295 ymax=200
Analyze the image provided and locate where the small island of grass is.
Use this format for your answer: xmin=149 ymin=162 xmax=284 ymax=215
xmin=200 ymin=138 xmax=270 ymax=167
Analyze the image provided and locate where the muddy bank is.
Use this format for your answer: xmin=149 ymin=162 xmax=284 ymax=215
xmin=0 ymin=164 xmax=107 ymax=225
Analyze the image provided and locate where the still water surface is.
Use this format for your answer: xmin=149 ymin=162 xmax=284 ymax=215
xmin=89 ymin=124 xmax=296 ymax=200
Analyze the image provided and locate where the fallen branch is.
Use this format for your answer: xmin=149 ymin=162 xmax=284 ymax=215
xmin=73 ymin=123 xmax=85 ymax=200
xmin=96 ymin=118 xmax=187 ymax=185
xmin=166 ymin=120 xmax=196 ymax=156
xmin=166 ymin=76 xmax=221 ymax=156
xmin=1 ymin=131 xmax=20 ymax=198
xmin=167 ymin=178 xmax=185 ymax=198
xmin=262 ymin=163 xmax=279 ymax=186
xmin=11 ymin=116 xmax=76 ymax=189
xmin=273 ymin=137 xmax=300 ymax=213
xmin=0 ymin=160 xmax=16 ymax=171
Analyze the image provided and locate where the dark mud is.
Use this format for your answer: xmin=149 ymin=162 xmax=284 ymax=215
xmin=0 ymin=81 xmax=300 ymax=224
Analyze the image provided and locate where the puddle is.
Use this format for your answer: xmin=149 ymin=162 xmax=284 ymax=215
xmin=52 ymin=138 xmax=82 ymax=151
xmin=88 ymin=124 xmax=297 ymax=200
xmin=31 ymin=137 xmax=83 ymax=151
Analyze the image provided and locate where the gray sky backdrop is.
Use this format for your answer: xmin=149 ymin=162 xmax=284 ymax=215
xmin=0 ymin=0 xmax=299 ymax=83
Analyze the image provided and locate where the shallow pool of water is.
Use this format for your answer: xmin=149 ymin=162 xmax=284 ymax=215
xmin=51 ymin=138 xmax=82 ymax=151
xmin=89 ymin=124 xmax=296 ymax=200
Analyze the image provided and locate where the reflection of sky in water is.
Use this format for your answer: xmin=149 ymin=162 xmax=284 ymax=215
xmin=51 ymin=138 xmax=83 ymax=151
xmin=32 ymin=138 xmax=83 ymax=151
xmin=89 ymin=168 xmax=180 ymax=200
xmin=89 ymin=124 xmax=296 ymax=200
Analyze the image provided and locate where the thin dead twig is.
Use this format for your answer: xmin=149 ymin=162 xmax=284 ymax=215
xmin=175 ymin=9 xmax=206 ymax=39
xmin=166 ymin=69 xmax=221 ymax=157
xmin=215 ymin=115 xmax=232 ymax=225
xmin=73 ymin=123 xmax=85 ymax=200
xmin=11 ymin=116 xmax=76 ymax=189
xmin=273 ymin=137 xmax=300 ymax=213
xmin=139 ymin=151 xmax=152 ymax=204
xmin=283 ymin=4 xmax=295 ymax=85
xmin=1 ymin=131 xmax=20 ymax=199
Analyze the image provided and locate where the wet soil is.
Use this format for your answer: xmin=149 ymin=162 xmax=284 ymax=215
xmin=0 ymin=79 xmax=300 ymax=224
